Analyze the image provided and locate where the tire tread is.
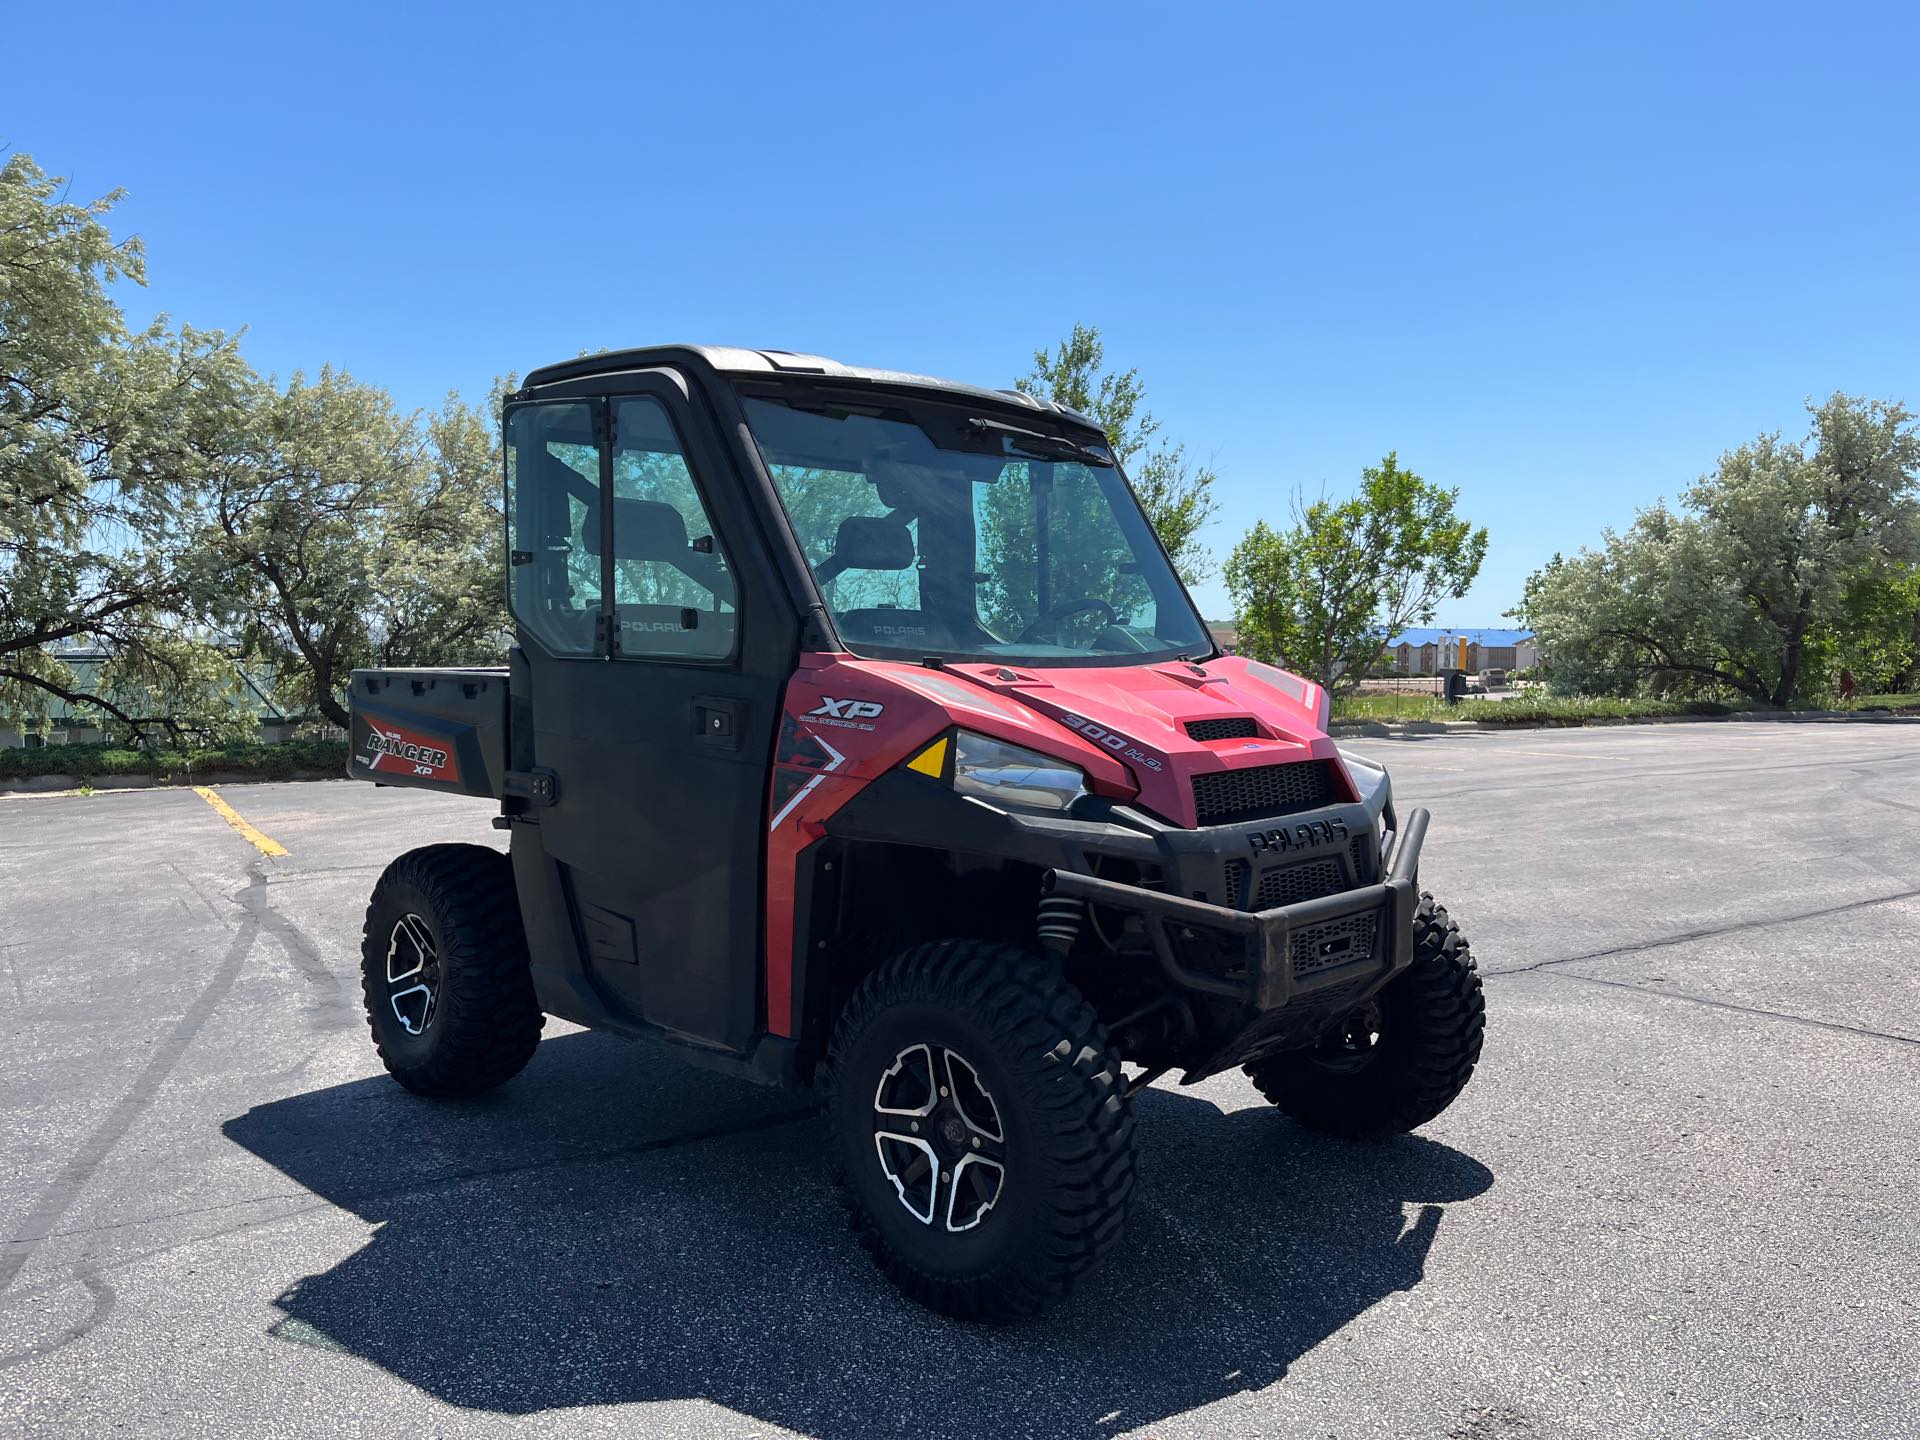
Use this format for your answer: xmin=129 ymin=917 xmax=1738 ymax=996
xmin=1245 ymin=893 xmax=1484 ymax=1136
xmin=827 ymin=940 xmax=1136 ymax=1320
xmin=360 ymin=843 xmax=543 ymax=1097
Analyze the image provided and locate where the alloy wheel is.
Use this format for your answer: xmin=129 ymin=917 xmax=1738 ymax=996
xmin=385 ymin=913 xmax=440 ymax=1036
xmin=871 ymin=1043 xmax=1007 ymax=1232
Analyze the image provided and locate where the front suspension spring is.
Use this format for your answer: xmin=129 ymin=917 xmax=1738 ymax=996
xmin=1035 ymin=893 xmax=1085 ymax=955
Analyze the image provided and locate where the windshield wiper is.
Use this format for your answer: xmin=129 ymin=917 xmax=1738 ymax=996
xmin=965 ymin=416 xmax=1111 ymax=467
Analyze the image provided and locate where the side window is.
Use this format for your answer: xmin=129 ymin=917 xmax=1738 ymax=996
xmin=609 ymin=397 xmax=736 ymax=660
xmin=505 ymin=402 xmax=602 ymax=657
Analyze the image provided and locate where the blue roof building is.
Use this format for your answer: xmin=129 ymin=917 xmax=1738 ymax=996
xmin=1381 ymin=628 xmax=1537 ymax=676
xmin=1384 ymin=626 xmax=1533 ymax=649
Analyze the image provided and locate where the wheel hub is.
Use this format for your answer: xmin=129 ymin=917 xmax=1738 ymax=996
xmin=1314 ymin=997 xmax=1385 ymax=1072
xmin=385 ymin=913 xmax=440 ymax=1036
xmin=872 ymin=1043 xmax=1006 ymax=1232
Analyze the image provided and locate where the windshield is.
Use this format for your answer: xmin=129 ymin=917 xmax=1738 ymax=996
xmin=743 ymin=395 xmax=1212 ymax=666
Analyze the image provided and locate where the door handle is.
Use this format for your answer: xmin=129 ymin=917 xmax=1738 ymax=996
xmin=692 ymin=696 xmax=744 ymax=750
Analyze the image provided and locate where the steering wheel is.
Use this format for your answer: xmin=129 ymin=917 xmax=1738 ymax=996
xmin=1018 ymin=597 xmax=1118 ymax=644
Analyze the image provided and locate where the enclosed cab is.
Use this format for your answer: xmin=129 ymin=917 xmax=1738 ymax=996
xmin=347 ymin=345 xmax=1484 ymax=1318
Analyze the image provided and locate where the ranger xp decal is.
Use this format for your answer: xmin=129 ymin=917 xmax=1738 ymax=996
xmin=361 ymin=722 xmax=459 ymax=782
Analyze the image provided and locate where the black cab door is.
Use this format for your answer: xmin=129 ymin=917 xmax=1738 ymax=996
xmin=502 ymin=369 xmax=792 ymax=1052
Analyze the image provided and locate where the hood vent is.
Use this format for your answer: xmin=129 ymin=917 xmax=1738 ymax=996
xmin=1186 ymin=716 xmax=1259 ymax=741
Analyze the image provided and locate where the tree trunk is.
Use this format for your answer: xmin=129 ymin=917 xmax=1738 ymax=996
xmin=1897 ymin=607 xmax=1920 ymax=692
xmin=1771 ymin=589 xmax=1816 ymax=706
xmin=315 ymin=689 xmax=349 ymax=730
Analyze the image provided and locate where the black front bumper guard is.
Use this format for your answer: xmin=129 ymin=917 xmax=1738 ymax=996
xmin=1042 ymin=808 xmax=1430 ymax=1015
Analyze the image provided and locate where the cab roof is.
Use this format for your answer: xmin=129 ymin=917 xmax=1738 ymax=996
xmin=520 ymin=344 xmax=1101 ymax=431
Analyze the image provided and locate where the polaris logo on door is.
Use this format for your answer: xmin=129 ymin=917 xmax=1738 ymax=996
xmin=806 ymin=696 xmax=886 ymax=732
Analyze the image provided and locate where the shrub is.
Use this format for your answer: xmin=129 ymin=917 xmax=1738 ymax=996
xmin=0 ymin=739 xmax=349 ymax=782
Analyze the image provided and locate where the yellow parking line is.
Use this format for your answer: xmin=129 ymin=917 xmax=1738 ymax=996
xmin=192 ymin=786 xmax=289 ymax=858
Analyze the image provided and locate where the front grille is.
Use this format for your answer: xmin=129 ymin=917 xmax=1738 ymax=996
xmin=1186 ymin=716 xmax=1259 ymax=741
xmin=1290 ymin=911 xmax=1378 ymax=978
xmin=1223 ymin=853 xmax=1355 ymax=911
xmin=1192 ymin=761 xmax=1340 ymax=826
xmin=1254 ymin=859 xmax=1343 ymax=910
xmin=1350 ymin=834 xmax=1375 ymax=883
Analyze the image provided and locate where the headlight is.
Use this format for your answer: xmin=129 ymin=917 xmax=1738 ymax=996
xmin=1336 ymin=746 xmax=1390 ymax=808
xmin=948 ymin=731 xmax=1088 ymax=813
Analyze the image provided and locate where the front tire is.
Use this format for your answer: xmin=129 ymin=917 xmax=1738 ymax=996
xmin=360 ymin=844 xmax=544 ymax=1097
xmin=1245 ymin=893 xmax=1484 ymax=1136
xmin=827 ymin=941 xmax=1136 ymax=1320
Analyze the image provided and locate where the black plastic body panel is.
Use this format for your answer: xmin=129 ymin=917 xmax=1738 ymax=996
xmin=347 ymin=668 xmax=509 ymax=798
xmin=501 ymin=366 xmax=799 ymax=1059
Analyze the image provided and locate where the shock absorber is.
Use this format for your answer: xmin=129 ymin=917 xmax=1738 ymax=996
xmin=1035 ymin=893 xmax=1085 ymax=957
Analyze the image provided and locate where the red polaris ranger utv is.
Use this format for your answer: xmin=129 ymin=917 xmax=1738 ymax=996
xmin=347 ymin=345 xmax=1484 ymax=1319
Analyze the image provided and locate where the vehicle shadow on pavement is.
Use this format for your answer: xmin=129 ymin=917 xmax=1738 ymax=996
xmin=223 ymin=1029 xmax=1492 ymax=1438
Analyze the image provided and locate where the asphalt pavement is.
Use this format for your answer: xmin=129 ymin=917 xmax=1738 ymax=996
xmin=1 ymin=722 xmax=1916 ymax=1438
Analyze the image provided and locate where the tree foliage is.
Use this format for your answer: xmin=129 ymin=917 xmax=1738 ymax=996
xmin=0 ymin=153 xmax=506 ymax=738
xmin=205 ymin=372 xmax=504 ymax=728
xmin=1225 ymin=453 xmax=1486 ymax=689
xmin=1016 ymin=324 xmax=1218 ymax=581
xmin=1517 ymin=395 xmax=1920 ymax=705
xmin=0 ymin=154 xmax=259 ymax=736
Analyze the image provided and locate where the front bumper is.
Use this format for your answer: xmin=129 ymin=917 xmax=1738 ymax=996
xmin=1044 ymin=807 xmax=1427 ymax=1016
xmin=825 ymin=765 xmax=1425 ymax=1076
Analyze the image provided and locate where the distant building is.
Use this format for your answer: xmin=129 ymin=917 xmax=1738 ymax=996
xmin=1384 ymin=627 xmax=1536 ymax=676
xmin=1 ymin=647 xmax=300 ymax=748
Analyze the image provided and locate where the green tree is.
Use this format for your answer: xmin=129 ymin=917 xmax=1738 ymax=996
xmin=1831 ymin=558 xmax=1920 ymax=692
xmin=1016 ymin=324 xmax=1218 ymax=581
xmin=0 ymin=153 xmax=254 ymax=737
xmin=1225 ymin=453 xmax=1486 ymax=689
xmin=206 ymin=370 xmax=506 ymax=728
xmin=1517 ymin=395 xmax=1920 ymax=705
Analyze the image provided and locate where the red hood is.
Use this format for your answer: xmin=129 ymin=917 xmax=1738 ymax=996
xmin=787 ymin=652 xmax=1351 ymax=828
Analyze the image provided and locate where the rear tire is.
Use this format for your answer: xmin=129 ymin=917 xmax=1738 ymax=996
xmin=826 ymin=940 xmax=1136 ymax=1320
xmin=1245 ymin=893 xmax=1484 ymax=1136
xmin=360 ymin=844 xmax=544 ymax=1097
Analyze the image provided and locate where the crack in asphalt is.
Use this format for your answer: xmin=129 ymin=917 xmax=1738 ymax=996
xmin=0 ymin=1104 xmax=819 ymax=1350
xmin=26 ymin=1104 xmax=819 ymax=1251
xmin=1480 ymin=885 xmax=1920 ymax=978
xmin=1517 ymin=968 xmax=1920 ymax=1048
xmin=1403 ymin=742 xmax=1920 ymax=806
xmin=0 ymin=1266 xmax=116 ymax=1372
xmin=251 ymin=886 xmax=355 ymax=1035
xmin=1477 ymin=884 xmax=1920 ymax=1048
xmin=299 ymin=1105 xmax=821 ymax=1214
xmin=0 ymin=866 xmax=267 ymax=1304
xmin=0 ymin=942 xmax=22 ymax=1011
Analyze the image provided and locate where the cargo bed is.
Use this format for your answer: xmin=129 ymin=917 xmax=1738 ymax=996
xmin=347 ymin=667 xmax=510 ymax=799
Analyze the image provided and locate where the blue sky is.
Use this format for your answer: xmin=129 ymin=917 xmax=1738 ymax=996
xmin=9 ymin=2 xmax=1918 ymax=622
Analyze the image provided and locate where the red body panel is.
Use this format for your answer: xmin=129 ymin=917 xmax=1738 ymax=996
xmin=763 ymin=652 xmax=1352 ymax=1036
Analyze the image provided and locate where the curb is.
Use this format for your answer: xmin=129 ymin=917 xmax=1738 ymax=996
xmin=1328 ymin=708 xmax=1920 ymax=739
xmin=0 ymin=769 xmax=343 ymax=797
